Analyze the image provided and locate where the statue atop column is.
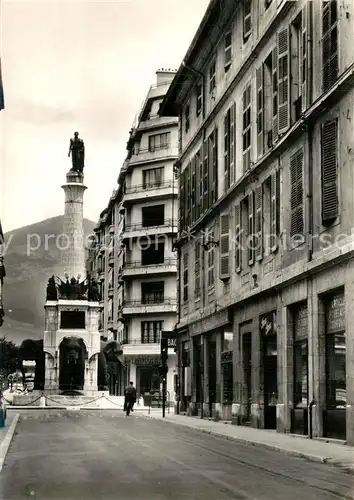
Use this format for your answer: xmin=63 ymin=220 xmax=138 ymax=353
xmin=68 ymin=131 xmax=85 ymax=173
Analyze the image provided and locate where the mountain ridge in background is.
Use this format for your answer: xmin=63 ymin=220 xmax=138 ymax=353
xmin=1 ymin=215 xmax=96 ymax=345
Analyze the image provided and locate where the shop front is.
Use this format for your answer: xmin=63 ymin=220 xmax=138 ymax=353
xmin=232 ymin=299 xmax=279 ymax=430
xmin=187 ymin=308 xmax=232 ymax=418
xmin=322 ymin=292 xmax=346 ymax=440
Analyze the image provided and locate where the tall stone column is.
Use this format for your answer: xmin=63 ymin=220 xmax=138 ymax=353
xmin=60 ymin=170 xmax=87 ymax=279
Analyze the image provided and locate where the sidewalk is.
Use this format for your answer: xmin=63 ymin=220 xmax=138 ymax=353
xmin=136 ymin=411 xmax=354 ymax=472
xmin=0 ymin=412 xmax=20 ymax=472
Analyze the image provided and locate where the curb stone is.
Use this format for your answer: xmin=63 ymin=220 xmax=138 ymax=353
xmin=138 ymin=414 xmax=352 ymax=468
xmin=0 ymin=413 xmax=20 ymax=473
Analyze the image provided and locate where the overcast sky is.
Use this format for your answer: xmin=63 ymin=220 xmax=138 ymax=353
xmin=1 ymin=0 xmax=209 ymax=232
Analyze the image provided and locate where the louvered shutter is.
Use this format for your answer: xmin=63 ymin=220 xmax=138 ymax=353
xmin=212 ymin=128 xmax=218 ymax=203
xmin=248 ymin=191 xmax=255 ymax=265
xmin=195 ymin=151 xmax=200 ymax=220
xmin=256 ymin=65 xmax=264 ymax=158
xmin=277 ymin=28 xmax=290 ymax=134
xmin=322 ymin=1 xmax=338 ymax=92
xmin=321 ymin=120 xmax=338 ymax=223
xmin=219 ymin=213 xmax=230 ymax=280
xmin=270 ymin=173 xmax=278 ymax=252
xmin=198 ymin=147 xmax=203 ymax=217
xmin=203 ymin=139 xmax=209 ymax=214
xmin=255 ymin=185 xmax=263 ymax=261
xmin=301 ymin=2 xmax=312 ymax=112
xmin=230 ymin=103 xmax=236 ymax=184
xmin=186 ymin=162 xmax=191 ymax=228
xmin=195 ymin=243 xmax=200 ymax=298
xmin=179 ymin=169 xmax=185 ymax=232
xmin=224 ymin=112 xmax=229 ymax=192
xmin=290 ymin=150 xmax=304 ymax=238
xmin=272 ymin=47 xmax=278 ymax=143
xmin=235 ymin=204 xmax=241 ymax=273
xmin=191 ymin=156 xmax=196 ymax=224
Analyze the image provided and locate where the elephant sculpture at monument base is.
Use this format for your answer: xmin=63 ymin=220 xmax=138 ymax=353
xmin=18 ymin=339 xmax=45 ymax=391
xmin=97 ymin=341 xmax=124 ymax=391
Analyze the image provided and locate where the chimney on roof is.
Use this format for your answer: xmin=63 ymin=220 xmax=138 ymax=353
xmin=156 ymin=68 xmax=176 ymax=85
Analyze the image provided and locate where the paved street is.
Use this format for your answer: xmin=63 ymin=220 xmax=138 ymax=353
xmin=0 ymin=410 xmax=353 ymax=500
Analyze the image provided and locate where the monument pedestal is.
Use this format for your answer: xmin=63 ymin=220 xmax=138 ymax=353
xmin=44 ymin=299 xmax=101 ymax=396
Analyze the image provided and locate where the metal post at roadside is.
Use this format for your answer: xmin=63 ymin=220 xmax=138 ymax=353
xmin=160 ymin=336 xmax=169 ymax=419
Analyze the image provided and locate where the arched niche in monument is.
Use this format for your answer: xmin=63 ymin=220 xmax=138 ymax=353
xmin=59 ymin=336 xmax=87 ymax=394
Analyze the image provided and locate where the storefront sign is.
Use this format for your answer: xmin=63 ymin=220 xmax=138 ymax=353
xmin=260 ymin=311 xmax=277 ymax=336
xmin=131 ymin=356 xmax=160 ymax=366
xmin=327 ymin=293 xmax=345 ymax=334
xmin=189 ymin=309 xmax=229 ymax=337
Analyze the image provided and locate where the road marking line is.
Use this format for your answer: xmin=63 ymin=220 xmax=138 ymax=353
xmin=0 ymin=413 xmax=20 ymax=473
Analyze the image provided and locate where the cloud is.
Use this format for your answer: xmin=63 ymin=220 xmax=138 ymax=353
xmin=9 ymin=101 xmax=76 ymax=126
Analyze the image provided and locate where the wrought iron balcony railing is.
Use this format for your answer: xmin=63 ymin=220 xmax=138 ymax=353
xmin=123 ymin=219 xmax=176 ymax=232
xmin=124 ymin=258 xmax=177 ymax=269
xmin=124 ymin=180 xmax=177 ymax=195
xmin=123 ymin=298 xmax=177 ymax=307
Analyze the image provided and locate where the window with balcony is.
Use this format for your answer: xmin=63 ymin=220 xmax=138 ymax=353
xmin=141 ymin=281 xmax=164 ymax=304
xmin=142 ymin=205 xmax=164 ymax=227
xmin=141 ymin=321 xmax=164 ymax=343
xmin=148 ymin=132 xmax=170 ymax=152
xmin=143 ymin=167 xmax=164 ymax=188
xmin=141 ymin=241 xmax=164 ymax=266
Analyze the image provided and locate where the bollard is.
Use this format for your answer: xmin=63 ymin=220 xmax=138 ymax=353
xmin=0 ymin=407 xmax=5 ymax=428
xmin=309 ymin=400 xmax=315 ymax=439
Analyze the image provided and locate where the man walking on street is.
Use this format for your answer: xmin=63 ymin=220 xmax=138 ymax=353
xmin=124 ymin=381 xmax=136 ymax=416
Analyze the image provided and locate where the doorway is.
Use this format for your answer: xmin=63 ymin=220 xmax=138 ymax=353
xmin=208 ymin=340 xmax=216 ymax=414
xmin=242 ymin=333 xmax=252 ymax=423
xmin=263 ymin=334 xmax=277 ymax=429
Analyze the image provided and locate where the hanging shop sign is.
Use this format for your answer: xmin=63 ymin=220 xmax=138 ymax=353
xmin=326 ymin=293 xmax=345 ymax=334
xmin=189 ymin=309 xmax=230 ymax=337
xmin=161 ymin=330 xmax=177 ymax=349
xmin=260 ymin=311 xmax=277 ymax=336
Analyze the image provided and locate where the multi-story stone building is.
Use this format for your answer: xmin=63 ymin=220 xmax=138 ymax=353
xmin=90 ymin=70 xmax=179 ymax=402
xmin=160 ymin=0 xmax=354 ymax=443
xmin=117 ymin=69 xmax=179 ymax=404
xmin=90 ymin=189 xmax=127 ymax=395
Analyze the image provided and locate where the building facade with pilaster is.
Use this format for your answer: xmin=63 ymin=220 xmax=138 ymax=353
xmin=161 ymin=0 xmax=354 ymax=443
